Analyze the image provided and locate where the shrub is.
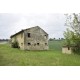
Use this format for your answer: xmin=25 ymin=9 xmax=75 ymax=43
xmin=11 ymin=41 xmax=19 ymax=48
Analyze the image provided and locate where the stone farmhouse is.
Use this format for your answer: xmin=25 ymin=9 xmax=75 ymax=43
xmin=10 ymin=26 xmax=49 ymax=50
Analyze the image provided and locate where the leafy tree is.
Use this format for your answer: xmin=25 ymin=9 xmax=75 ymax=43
xmin=49 ymin=38 xmax=53 ymax=41
xmin=53 ymin=38 xmax=56 ymax=40
xmin=64 ymin=13 xmax=80 ymax=52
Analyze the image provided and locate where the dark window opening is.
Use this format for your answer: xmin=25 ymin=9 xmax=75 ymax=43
xmin=68 ymin=47 xmax=70 ymax=50
xmin=27 ymin=33 xmax=31 ymax=37
xmin=44 ymin=35 xmax=47 ymax=38
xmin=28 ymin=43 xmax=31 ymax=46
xmin=45 ymin=43 xmax=47 ymax=45
xmin=37 ymin=43 xmax=39 ymax=45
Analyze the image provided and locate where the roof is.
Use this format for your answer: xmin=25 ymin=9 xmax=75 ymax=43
xmin=10 ymin=30 xmax=24 ymax=38
xmin=62 ymin=45 xmax=78 ymax=48
xmin=10 ymin=26 xmax=48 ymax=38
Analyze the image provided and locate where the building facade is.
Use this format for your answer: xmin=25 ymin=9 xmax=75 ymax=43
xmin=10 ymin=26 xmax=49 ymax=50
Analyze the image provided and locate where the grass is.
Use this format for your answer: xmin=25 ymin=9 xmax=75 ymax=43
xmin=49 ymin=40 xmax=63 ymax=51
xmin=0 ymin=40 xmax=80 ymax=66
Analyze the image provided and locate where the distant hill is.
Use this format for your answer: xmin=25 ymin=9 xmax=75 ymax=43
xmin=0 ymin=39 xmax=9 ymax=44
xmin=0 ymin=39 xmax=9 ymax=41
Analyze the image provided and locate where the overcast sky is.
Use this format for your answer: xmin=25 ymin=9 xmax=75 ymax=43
xmin=0 ymin=13 xmax=66 ymax=39
xmin=0 ymin=0 xmax=79 ymax=39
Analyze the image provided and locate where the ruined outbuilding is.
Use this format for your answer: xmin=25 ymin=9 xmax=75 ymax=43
xmin=62 ymin=46 xmax=72 ymax=54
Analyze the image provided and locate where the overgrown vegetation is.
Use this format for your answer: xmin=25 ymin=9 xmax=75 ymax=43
xmin=64 ymin=13 xmax=80 ymax=53
xmin=11 ymin=40 xmax=19 ymax=48
xmin=0 ymin=40 xmax=80 ymax=66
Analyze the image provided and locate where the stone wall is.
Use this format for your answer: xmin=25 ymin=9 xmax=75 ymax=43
xmin=24 ymin=27 xmax=49 ymax=50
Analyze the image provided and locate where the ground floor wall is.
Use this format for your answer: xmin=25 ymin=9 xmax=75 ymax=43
xmin=24 ymin=41 xmax=49 ymax=50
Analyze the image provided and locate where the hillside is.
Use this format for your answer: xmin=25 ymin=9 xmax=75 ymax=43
xmin=0 ymin=40 xmax=80 ymax=66
xmin=49 ymin=40 xmax=63 ymax=51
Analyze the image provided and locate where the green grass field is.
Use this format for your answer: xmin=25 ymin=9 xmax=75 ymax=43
xmin=0 ymin=40 xmax=80 ymax=66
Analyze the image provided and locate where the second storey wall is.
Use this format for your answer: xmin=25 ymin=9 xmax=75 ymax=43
xmin=24 ymin=28 xmax=49 ymax=50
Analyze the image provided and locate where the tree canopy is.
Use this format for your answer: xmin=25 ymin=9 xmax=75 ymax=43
xmin=64 ymin=13 xmax=80 ymax=52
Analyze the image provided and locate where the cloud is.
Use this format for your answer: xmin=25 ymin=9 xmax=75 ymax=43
xmin=0 ymin=13 xmax=66 ymax=39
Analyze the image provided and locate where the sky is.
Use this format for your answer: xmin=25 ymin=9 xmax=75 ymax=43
xmin=0 ymin=0 xmax=79 ymax=39
xmin=0 ymin=13 xmax=66 ymax=39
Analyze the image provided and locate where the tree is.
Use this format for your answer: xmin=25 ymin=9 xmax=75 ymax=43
xmin=59 ymin=38 xmax=61 ymax=40
xmin=53 ymin=38 xmax=56 ymax=40
xmin=64 ymin=13 xmax=80 ymax=52
xmin=49 ymin=38 xmax=53 ymax=41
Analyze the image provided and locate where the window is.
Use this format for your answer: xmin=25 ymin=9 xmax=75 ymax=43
xmin=68 ymin=47 xmax=70 ymax=50
xmin=45 ymin=43 xmax=47 ymax=45
xmin=21 ymin=43 xmax=23 ymax=46
xmin=44 ymin=35 xmax=47 ymax=39
xmin=27 ymin=33 xmax=31 ymax=37
xmin=28 ymin=43 xmax=31 ymax=46
xmin=34 ymin=43 xmax=36 ymax=46
xmin=37 ymin=43 xmax=39 ymax=45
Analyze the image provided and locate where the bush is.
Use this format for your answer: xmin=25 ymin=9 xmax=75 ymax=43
xmin=11 ymin=41 xmax=19 ymax=48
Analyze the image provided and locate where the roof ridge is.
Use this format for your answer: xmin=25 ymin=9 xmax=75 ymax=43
xmin=10 ymin=26 xmax=48 ymax=38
